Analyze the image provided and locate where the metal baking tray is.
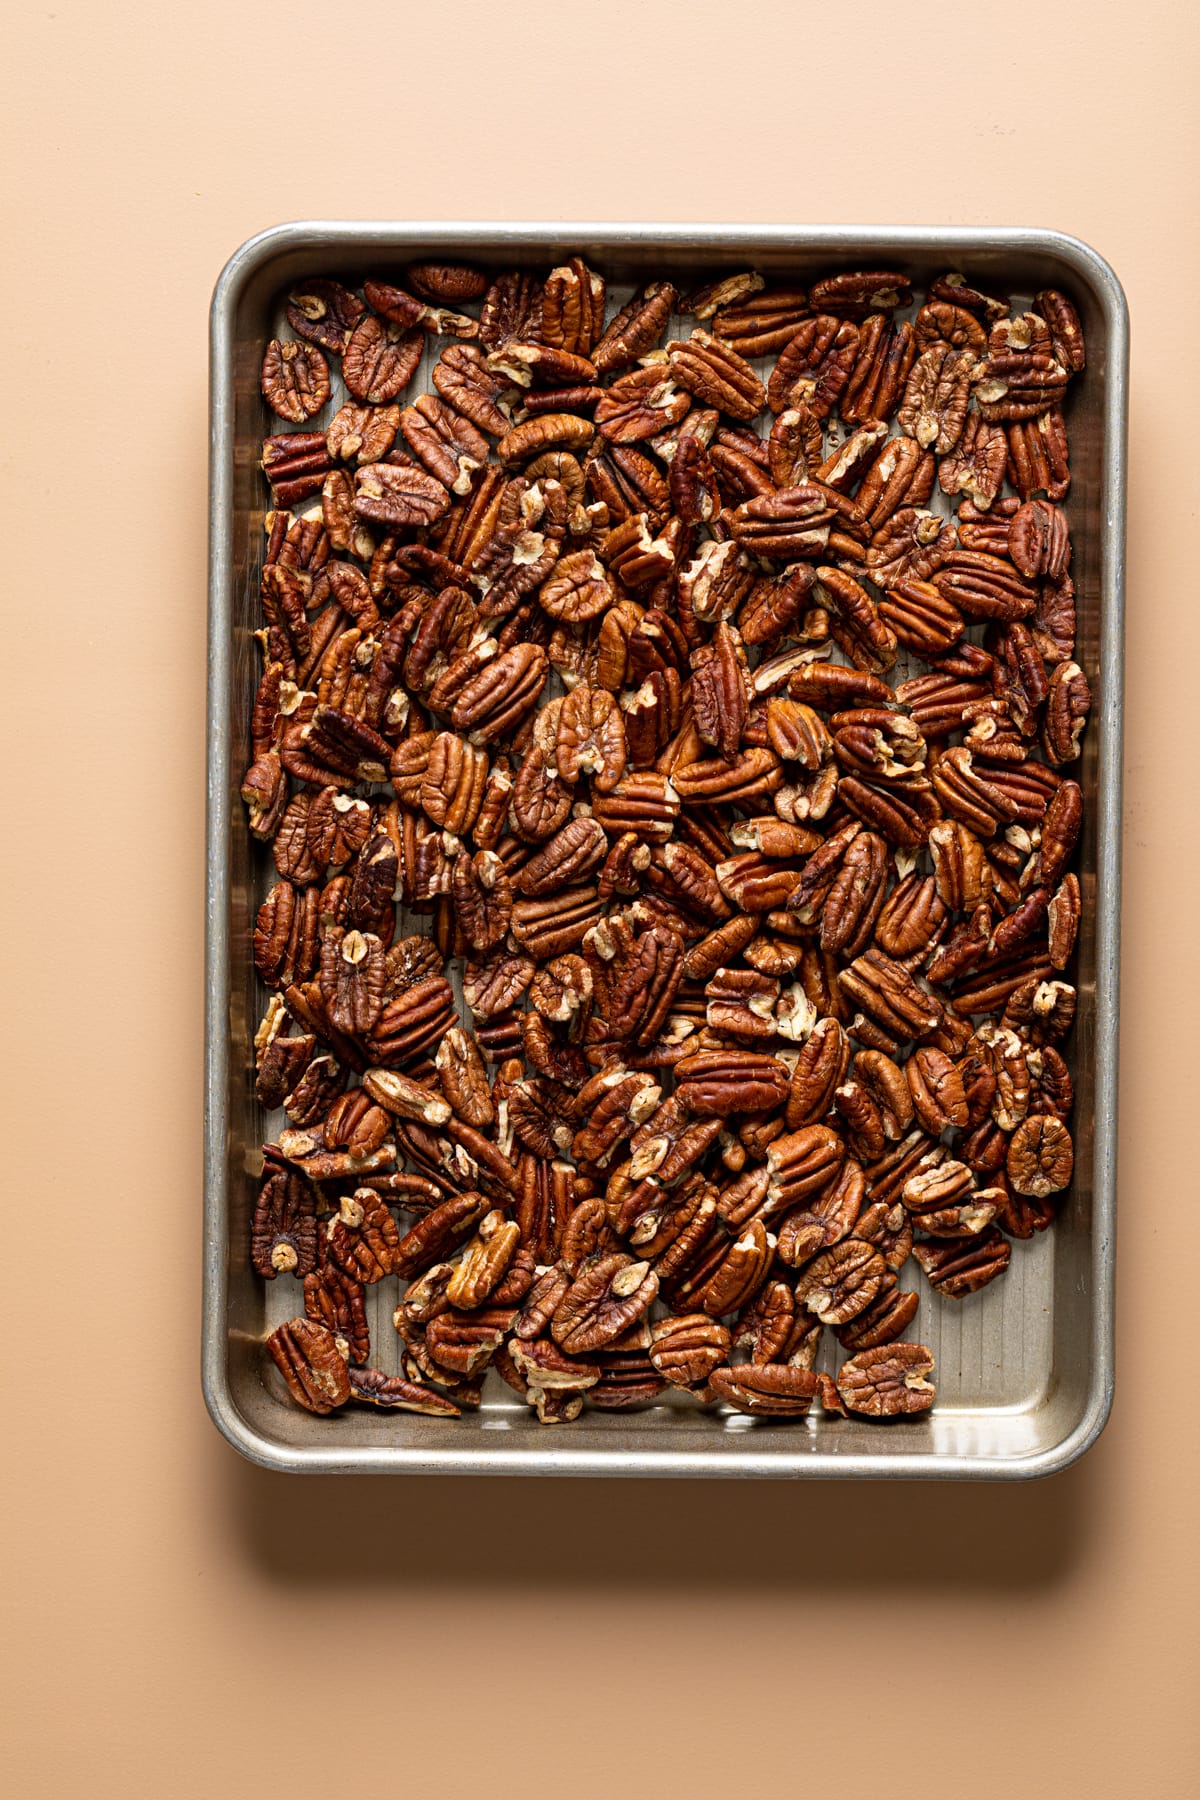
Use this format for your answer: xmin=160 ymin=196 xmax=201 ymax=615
xmin=205 ymin=223 xmax=1126 ymax=1478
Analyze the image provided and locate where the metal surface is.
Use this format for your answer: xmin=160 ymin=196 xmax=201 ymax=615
xmin=206 ymin=223 xmax=1126 ymax=1478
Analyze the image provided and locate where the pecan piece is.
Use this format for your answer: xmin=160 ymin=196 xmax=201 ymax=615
xmin=667 ymin=330 xmax=766 ymax=421
xmin=836 ymin=1343 xmax=935 ymax=1417
xmin=251 ymin=1165 xmax=318 ymax=1280
xmin=649 ymin=1315 xmax=731 ymax=1389
xmin=551 ymin=1254 xmax=659 ymax=1354
xmin=709 ymin=1363 xmax=821 ymax=1417
xmin=261 ymin=339 xmax=331 ymax=423
xmin=266 ymin=1318 xmax=351 ymax=1414
xmin=1006 ymin=1114 xmax=1074 ymax=1197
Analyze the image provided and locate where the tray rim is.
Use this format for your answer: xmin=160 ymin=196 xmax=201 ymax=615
xmin=205 ymin=221 xmax=1126 ymax=1479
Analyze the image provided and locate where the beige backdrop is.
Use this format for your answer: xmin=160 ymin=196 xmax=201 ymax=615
xmin=4 ymin=2 xmax=1198 ymax=1794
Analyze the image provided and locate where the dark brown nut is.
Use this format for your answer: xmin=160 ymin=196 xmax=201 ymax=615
xmin=1033 ymin=289 xmax=1086 ymax=373
xmin=683 ymin=913 xmax=761 ymax=983
xmin=809 ymin=270 xmax=912 ymax=319
xmin=591 ymin=282 xmax=677 ymax=373
xmin=866 ymin=507 xmax=955 ymax=587
xmin=595 ymin=364 xmax=690 ymax=442
xmin=497 ymin=412 xmax=595 ymax=467
xmin=343 ymin=316 xmax=423 ymax=404
xmin=452 ymin=642 xmax=549 ymax=742
xmin=874 ymin=874 xmax=948 ymax=958
xmin=728 ymin=485 xmax=833 ymax=563
xmin=838 ymin=948 xmax=942 ymax=1042
xmin=854 ymin=1050 xmax=915 ymax=1142
xmin=399 ymin=393 xmax=490 ymax=494
xmin=261 ymin=339 xmax=331 ymax=423
xmin=302 ymin=1261 xmax=370 ymax=1367
xmin=554 ymin=685 xmax=626 ymax=792
xmin=930 ymin=746 xmax=1020 ymax=836
xmin=394 ymin=1192 xmax=491 ymax=1279
xmin=1047 ymin=873 xmax=1081 ymax=971
xmin=1041 ymin=661 xmax=1091 ymax=766
xmin=793 ymin=1240 xmax=888 ymax=1324
xmin=407 ymin=262 xmax=487 ymax=303
xmin=897 ymin=344 xmax=975 ymax=451
xmin=431 ymin=343 xmax=513 ymax=437
xmin=348 ymin=1367 xmax=460 ymax=1416
xmin=938 ymin=413 xmax=1009 ymax=510
xmin=444 ymin=1210 xmax=521 ymax=1309
xmin=667 ymin=329 xmax=766 ymax=421
xmin=768 ymin=316 xmax=860 ymax=416
xmin=708 ymin=286 xmax=808 ymax=355
xmin=512 ymin=884 xmax=604 ymax=962
xmin=815 ymin=567 xmax=897 ymax=674
xmin=675 ymin=1049 xmax=792 ymax=1117
xmin=704 ymin=967 xmax=779 ymax=1044
xmin=836 ymin=1342 xmax=935 ymax=1417
xmin=571 ymin=1066 xmax=661 ymax=1166
xmin=451 ymin=850 xmax=513 ymax=953
xmin=648 ymin=1315 xmax=731 ymax=1389
xmin=928 ymin=272 xmax=1009 ymax=321
xmin=683 ymin=1218 xmax=776 ymax=1318
xmin=1009 ymin=498 xmax=1071 ymax=581
xmin=283 ymin=277 xmax=366 ymax=353
xmin=325 ymin=1190 xmax=401 ymax=1285
xmin=906 ymin=1047 xmax=969 ymax=1134
xmin=317 ymin=927 xmax=384 ymax=1035
xmin=856 ymin=435 xmax=936 ymax=530
xmin=251 ymin=1166 xmax=318 ymax=1280
xmin=551 ymin=1254 xmax=659 ymax=1354
xmin=478 ymin=270 xmax=544 ymax=348
xmin=511 ymin=744 xmax=574 ymax=841
xmin=708 ymin=1363 xmax=821 ymax=1417
xmin=876 ymin=577 xmax=964 ymax=658
xmin=355 ymin=462 xmax=451 ymax=530
xmin=766 ymin=1124 xmax=847 ymax=1210
xmin=972 ymin=352 xmax=1069 ymax=420
xmin=913 ymin=1230 xmax=1012 ymax=1297
xmin=535 ymin=548 xmax=612 ymax=623
xmin=325 ymin=402 xmax=400 ymax=468
xmin=841 ymin=315 xmax=917 ymax=424
xmin=463 ymin=951 xmax=536 ymax=1022
xmin=541 ymin=256 xmax=605 ymax=355
xmin=835 ymin=1286 xmax=920 ymax=1352
xmin=784 ymin=1018 xmax=850 ymax=1130
xmin=592 ymin=771 xmax=681 ymax=843
xmin=913 ymin=299 xmax=988 ymax=355
xmin=516 ymin=816 xmax=608 ymax=899
xmin=364 ymin=278 xmax=478 ymax=339
xmin=367 ymin=975 xmax=458 ymax=1066
xmin=361 ymin=1067 xmax=451 ymax=1129
xmin=1006 ymin=1114 xmax=1074 ymax=1197
xmin=763 ymin=404 xmax=823 ymax=488
xmin=425 ymin=1307 xmax=513 ymax=1377
xmin=1006 ymin=406 xmax=1071 ymax=502
xmin=266 ymin=1317 xmax=351 ymax=1414
xmin=324 ymin=1089 xmax=392 ymax=1159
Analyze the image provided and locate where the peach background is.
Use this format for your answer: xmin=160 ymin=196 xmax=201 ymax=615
xmin=4 ymin=2 xmax=1199 ymax=1794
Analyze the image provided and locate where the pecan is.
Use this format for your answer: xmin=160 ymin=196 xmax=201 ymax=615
xmin=709 ymin=1363 xmax=821 ymax=1417
xmin=810 ymin=270 xmax=912 ymax=319
xmin=261 ymin=339 xmax=331 ymax=423
xmin=347 ymin=1367 xmax=460 ymax=1416
xmin=445 ymin=1210 xmax=521 ymax=1308
xmin=667 ymin=330 xmax=766 ymax=421
xmin=648 ymin=1315 xmax=731 ymax=1388
xmin=551 ymin=1254 xmax=659 ymax=1354
xmin=768 ymin=316 xmax=860 ymax=417
xmin=973 ymin=352 xmax=1069 ymax=421
xmin=836 ymin=1342 xmax=935 ymax=1416
xmin=595 ymin=364 xmax=690 ymax=442
xmin=1006 ymin=1114 xmax=1074 ymax=1197
xmin=591 ymin=282 xmax=677 ymax=373
xmin=841 ymin=315 xmax=917 ymax=425
xmin=325 ymin=1189 xmax=401 ymax=1284
xmin=251 ymin=1166 xmax=318 ymax=1280
xmin=676 ymin=1048 xmax=791 ymax=1116
xmin=912 ymin=1230 xmax=1011 ymax=1298
xmin=266 ymin=1318 xmax=351 ymax=1414
xmin=303 ymin=1262 xmax=370 ymax=1366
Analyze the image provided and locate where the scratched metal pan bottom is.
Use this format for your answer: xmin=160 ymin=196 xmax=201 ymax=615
xmin=205 ymin=223 xmax=1126 ymax=1478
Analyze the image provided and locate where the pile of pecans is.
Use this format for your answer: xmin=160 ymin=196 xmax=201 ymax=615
xmin=245 ymin=255 xmax=1089 ymax=1428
